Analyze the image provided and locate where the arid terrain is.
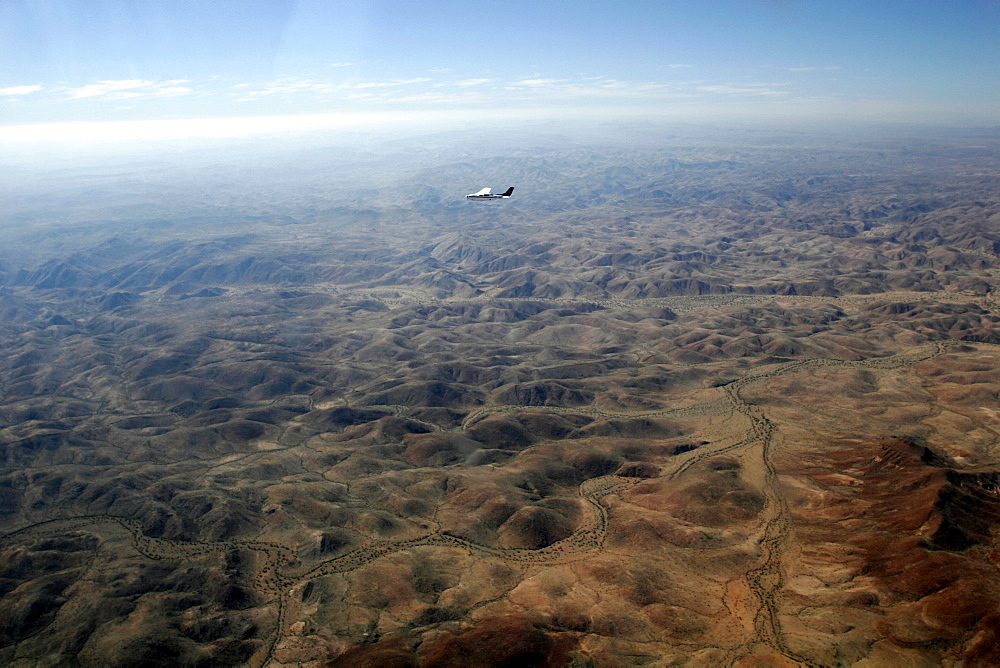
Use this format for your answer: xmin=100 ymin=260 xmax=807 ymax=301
xmin=1 ymin=123 xmax=999 ymax=666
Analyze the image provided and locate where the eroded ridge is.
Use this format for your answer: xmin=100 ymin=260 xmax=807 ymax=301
xmin=3 ymin=127 xmax=1000 ymax=666
xmin=0 ymin=468 xmax=645 ymax=665
xmin=1 ymin=341 xmax=975 ymax=666
xmin=1 ymin=472 xmax=641 ymax=575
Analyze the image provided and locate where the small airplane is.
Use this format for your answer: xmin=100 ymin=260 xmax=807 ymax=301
xmin=467 ymin=186 xmax=514 ymax=201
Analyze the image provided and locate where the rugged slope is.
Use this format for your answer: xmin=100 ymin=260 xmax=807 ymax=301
xmin=1 ymin=126 xmax=999 ymax=666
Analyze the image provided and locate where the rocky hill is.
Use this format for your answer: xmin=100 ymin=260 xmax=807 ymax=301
xmin=1 ymin=124 xmax=999 ymax=666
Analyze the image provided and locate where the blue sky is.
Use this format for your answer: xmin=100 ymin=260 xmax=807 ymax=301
xmin=1 ymin=0 xmax=998 ymax=140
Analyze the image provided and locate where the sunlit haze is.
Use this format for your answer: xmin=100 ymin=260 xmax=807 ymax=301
xmin=1 ymin=0 xmax=998 ymax=146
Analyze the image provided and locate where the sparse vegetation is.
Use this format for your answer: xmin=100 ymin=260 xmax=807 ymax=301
xmin=1 ymin=124 xmax=999 ymax=665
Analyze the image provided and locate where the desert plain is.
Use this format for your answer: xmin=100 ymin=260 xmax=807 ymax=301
xmin=1 ymin=123 xmax=1000 ymax=666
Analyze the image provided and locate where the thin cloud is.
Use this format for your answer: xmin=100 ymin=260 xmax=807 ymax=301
xmin=787 ymin=65 xmax=842 ymax=72
xmin=157 ymin=86 xmax=194 ymax=96
xmin=0 ymin=85 xmax=43 ymax=96
xmin=509 ymin=78 xmax=565 ymax=87
xmin=697 ymin=84 xmax=789 ymax=96
xmin=353 ymin=77 xmax=431 ymax=89
xmin=65 ymin=79 xmax=193 ymax=100
xmin=68 ymin=80 xmax=154 ymax=99
xmin=23 ymin=72 xmax=815 ymax=120
xmin=455 ymin=78 xmax=494 ymax=87
xmin=232 ymin=77 xmax=425 ymax=98
xmin=633 ymin=83 xmax=671 ymax=92
xmin=253 ymin=80 xmax=321 ymax=95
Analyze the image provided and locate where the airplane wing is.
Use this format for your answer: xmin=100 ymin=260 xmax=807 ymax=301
xmin=470 ymin=187 xmax=491 ymax=196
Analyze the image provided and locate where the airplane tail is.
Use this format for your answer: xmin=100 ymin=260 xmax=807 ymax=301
xmin=501 ymin=187 xmax=514 ymax=197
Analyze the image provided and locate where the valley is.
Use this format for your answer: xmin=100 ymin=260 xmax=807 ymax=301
xmin=1 ymin=124 xmax=999 ymax=665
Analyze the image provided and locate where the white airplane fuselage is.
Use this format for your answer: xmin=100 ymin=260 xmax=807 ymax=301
xmin=467 ymin=186 xmax=514 ymax=201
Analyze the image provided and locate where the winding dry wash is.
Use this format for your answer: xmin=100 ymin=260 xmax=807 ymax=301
xmin=2 ymin=125 xmax=1000 ymax=666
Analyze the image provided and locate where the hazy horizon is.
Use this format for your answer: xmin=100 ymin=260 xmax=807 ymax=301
xmin=2 ymin=0 xmax=998 ymax=144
